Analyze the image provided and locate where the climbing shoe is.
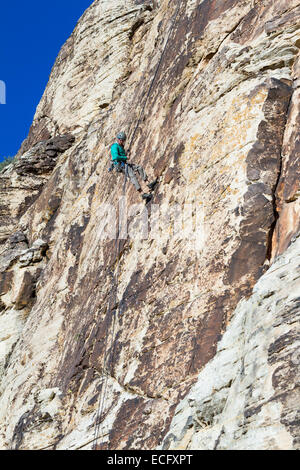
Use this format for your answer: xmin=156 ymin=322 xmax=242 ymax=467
xmin=142 ymin=193 xmax=152 ymax=203
xmin=147 ymin=178 xmax=158 ymax=191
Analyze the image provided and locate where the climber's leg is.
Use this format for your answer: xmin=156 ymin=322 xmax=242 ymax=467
xmin=127 ymin=164 xmax=141 ymax=191
xmin=129 ymin=163 xmax=147 ymax=182
xmin=130 ymin=164 xmax=158 ymax=191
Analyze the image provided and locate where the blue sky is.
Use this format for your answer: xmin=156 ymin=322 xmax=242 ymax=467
xmin=0 ymin=1 xmax=93 ymax=162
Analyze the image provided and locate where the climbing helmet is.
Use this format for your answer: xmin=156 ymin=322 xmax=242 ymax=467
xmin=117 ymin=132 xmax=127 ymax=141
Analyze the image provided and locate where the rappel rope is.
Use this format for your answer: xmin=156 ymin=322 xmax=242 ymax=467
xmin=93 ymin=165 xmax=127 ymax=450
xmin=92 ymin=306 xmax=110 ymax=449
xmin=127 ymin=0 xmax=182 ymax=152
xmin=93 ymin=0 xmax=181 ymax=450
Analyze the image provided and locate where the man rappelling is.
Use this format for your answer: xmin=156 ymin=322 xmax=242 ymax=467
xmin=109 ymin=132 xmax=157 ymax=202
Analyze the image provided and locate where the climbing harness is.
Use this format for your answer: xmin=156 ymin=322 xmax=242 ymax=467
xmin=93 ymin=0 xmax=181 ymax=450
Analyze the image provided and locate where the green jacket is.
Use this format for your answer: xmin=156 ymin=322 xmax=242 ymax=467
xmin=111 ymin=142 xmax=127 ymax=162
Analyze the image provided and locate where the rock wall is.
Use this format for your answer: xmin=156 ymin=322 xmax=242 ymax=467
xmin=0 ymin=0 xmax=299 ymax=450
xmin=162 ymin=234 xmax=300 ymax=450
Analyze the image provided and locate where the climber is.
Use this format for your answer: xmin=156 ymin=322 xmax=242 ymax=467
xmin=110 ymin=131 xmax=128 ymax=172
xmin=109 ymin=132 xmax=157 ymax=202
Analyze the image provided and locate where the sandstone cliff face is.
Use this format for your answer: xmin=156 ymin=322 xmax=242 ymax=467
xmin=0 ymin=0 xmax=299 ymax=450
xmin=162 ymin=235 xmax=300 ymax=450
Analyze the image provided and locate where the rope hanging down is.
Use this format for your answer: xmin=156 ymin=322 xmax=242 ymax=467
xmin=93 ymin=167 xmax=127 ymax=450
xmin=93 ymin=0 xmax=181 ymax=450
xmin=128 ymin=0 xmax=182 ymax=152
